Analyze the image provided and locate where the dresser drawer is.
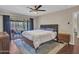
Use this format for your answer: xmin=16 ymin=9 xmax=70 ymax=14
xmin=0 ymin=32 xmax=10 ymax=53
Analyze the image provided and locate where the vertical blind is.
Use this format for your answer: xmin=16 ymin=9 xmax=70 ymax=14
xmin=10 ymin=18 xmax=34 ymax=32
xmin=3 ymin=15 xmax=11 ymax=35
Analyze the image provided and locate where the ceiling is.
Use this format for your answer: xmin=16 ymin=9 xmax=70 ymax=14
xmin=0 ymin=5 xmax=76 ymax=16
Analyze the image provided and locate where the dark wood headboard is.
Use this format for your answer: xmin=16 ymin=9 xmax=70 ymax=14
xmin=40 ymin=24 xmax=58 ymax=41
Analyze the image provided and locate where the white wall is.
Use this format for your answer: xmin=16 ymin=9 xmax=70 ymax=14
xmin=33 ymin=17 xmax=39 ymax=30
xmin=37 ymin=13 xmax=72 ymax=34
xmin=0 ymin=16 xmax=3 ymax=32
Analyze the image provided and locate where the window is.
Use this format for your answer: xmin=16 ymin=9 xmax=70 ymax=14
xmin=10 ymin=18 xmax=34 ymax=32
xmin=10 ymin=20 xmax=27 ymax=32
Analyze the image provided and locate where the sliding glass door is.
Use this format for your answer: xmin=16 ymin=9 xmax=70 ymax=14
xmin=10 ymin=21 xmax=27 ymax=33
xmin=10 ymin=18 xmax=34 ymax=33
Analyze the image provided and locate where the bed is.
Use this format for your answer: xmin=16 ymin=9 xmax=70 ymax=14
xmin=22 ymin=24 xmax=58 ymax=49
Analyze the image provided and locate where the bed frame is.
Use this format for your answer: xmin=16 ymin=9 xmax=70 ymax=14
xmin=22 ymin=24 xmax=59 ymax=49
xmin=40 ymin=24 xmax=58 ymax=42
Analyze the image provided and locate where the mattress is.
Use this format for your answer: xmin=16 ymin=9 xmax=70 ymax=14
xmin=22 ymin=30 xmax=57 ymax=48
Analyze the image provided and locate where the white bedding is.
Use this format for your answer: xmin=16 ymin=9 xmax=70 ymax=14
xmin=22 ymin=30 xmax=57 ymax=48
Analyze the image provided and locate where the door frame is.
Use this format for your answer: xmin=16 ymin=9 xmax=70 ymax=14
xmin=72 ymin=12 xmax=79 ymax=45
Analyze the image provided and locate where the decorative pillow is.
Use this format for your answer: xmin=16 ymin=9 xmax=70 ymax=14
xmin=41 ymin=28 xmax=56 ymax=32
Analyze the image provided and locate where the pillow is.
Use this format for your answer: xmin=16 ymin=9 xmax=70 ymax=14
xmin=41 ymin=28 xmax=56 ymax=32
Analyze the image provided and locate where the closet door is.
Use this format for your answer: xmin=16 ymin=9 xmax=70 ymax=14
xmin=3 ymin=15 xmax=11 ymax=36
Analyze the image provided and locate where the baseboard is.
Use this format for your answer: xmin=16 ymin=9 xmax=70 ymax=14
xmin=69 ymin=42 xmax=75 ymax=45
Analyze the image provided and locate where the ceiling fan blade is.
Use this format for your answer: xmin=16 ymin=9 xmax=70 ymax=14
xmin=37 ymin=10 xmax=46 ymax=11
xmin=27 ymin=7 xmax=33 ymax=10
xmin=29 ymin=11 xmax=32 ymax=12
xmin=36 ymin=5 xmax=42 ymax=10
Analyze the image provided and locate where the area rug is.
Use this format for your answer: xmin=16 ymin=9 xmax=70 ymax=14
xmin=48 ymin=43 xmax=67 ymax=54
xmin=37 ymin=41 xmax=67 ymax=54
xmin=10 ymin=39 xmax=67 ymax=54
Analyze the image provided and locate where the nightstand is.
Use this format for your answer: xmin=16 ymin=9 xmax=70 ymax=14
xmin=58 ymin=33 xmax=70 ymax=44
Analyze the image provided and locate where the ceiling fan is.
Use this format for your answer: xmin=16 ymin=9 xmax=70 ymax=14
xmin=27 ymin=5 xmax=46 ymax=12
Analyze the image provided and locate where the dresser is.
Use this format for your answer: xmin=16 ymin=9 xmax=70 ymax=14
xmin=58 ymin=33 xmax=70 ymax=44
xmin=0 ymin=32 xmax=10 ymax=53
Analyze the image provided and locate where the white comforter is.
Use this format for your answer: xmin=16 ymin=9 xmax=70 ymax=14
xmin=22 ymin=30 xmax=57 ymax=48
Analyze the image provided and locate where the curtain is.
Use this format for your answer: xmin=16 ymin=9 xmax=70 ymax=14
xmin=3 ymin=15 xmax=11 ymax=35
xmin=27 ymin=18 xmax=34 ymax=30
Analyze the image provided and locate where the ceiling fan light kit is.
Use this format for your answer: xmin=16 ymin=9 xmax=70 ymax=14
xmin=32 ymin=11 xmax=38 ymax=14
